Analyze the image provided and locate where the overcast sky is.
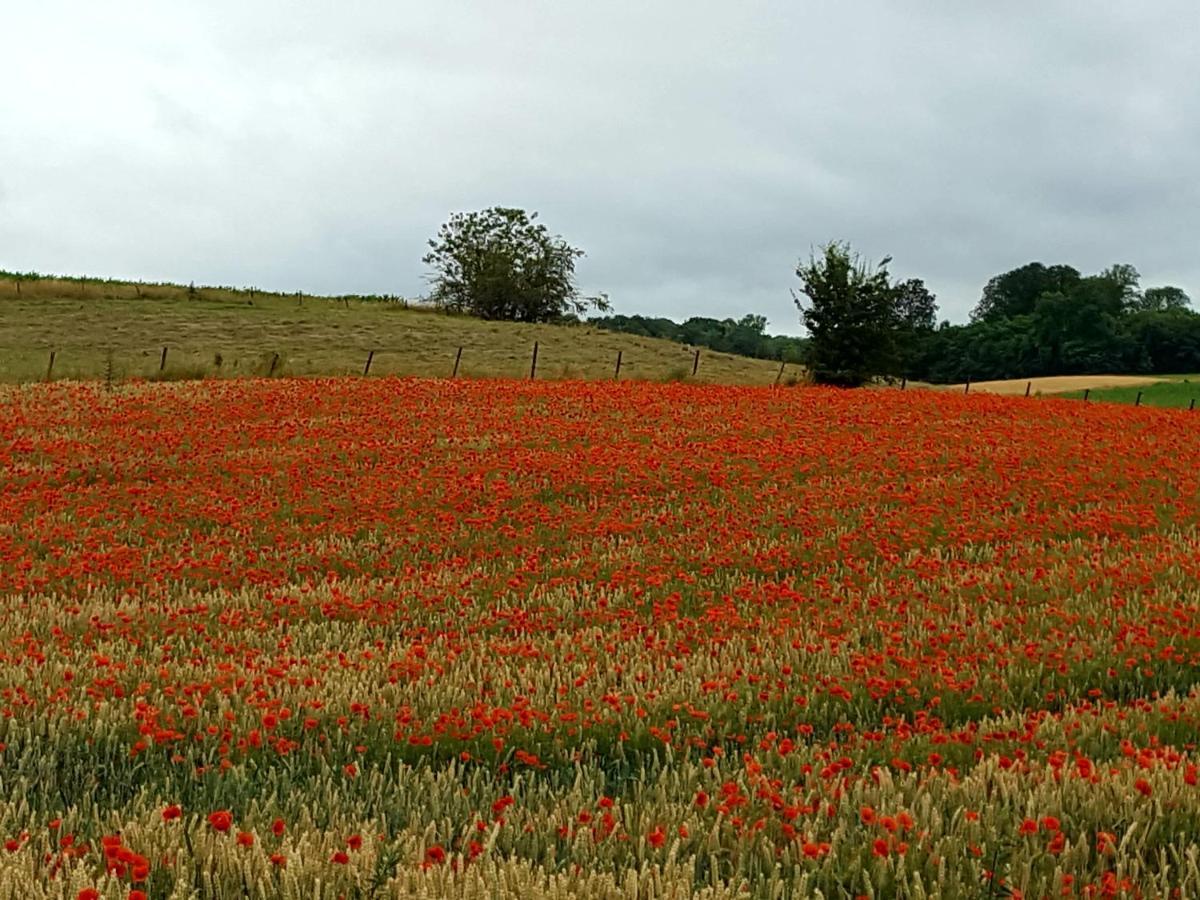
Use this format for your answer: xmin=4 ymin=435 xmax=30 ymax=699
xmin=2 ymin=2 xmax=1197 ymax=332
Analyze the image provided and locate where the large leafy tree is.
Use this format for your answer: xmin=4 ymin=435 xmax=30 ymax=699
xmin=1099 ymin=263 xmax=1142 ymax=310
xmin=891 ymin=278 xmax=937 ymax=333
xmin=424 ymin=207 xmax=608 ymax=322
xmin=971 ymin=262 xmax=1081 ymax=322
xmin=795 ymin=242 xmax=912 ymax=387
xmin=1136 ymin=285 xmax=1191 ymax=312
xmin=891 ymin=278 xmax=938 ymax=376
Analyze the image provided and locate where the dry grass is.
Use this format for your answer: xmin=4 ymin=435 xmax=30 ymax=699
xmin=0 ymin=274 xmax=789 ymax=385
xmin=943 ymin=374 xmax=1168 ymax=395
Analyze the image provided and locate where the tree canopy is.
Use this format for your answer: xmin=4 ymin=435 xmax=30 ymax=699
xmin=911 ymin=261 xmax=1195 ymax=383
xmin=423 ymin=207 xmax=608 ymax=322
xmin=794 ymin=243 xmax=931 ymax=386
xmin=971 ymin=263 xmax=1081 ymax=322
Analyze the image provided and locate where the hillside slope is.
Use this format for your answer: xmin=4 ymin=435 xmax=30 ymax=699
xmin=0 ymin=274 xmax=788 ymax=384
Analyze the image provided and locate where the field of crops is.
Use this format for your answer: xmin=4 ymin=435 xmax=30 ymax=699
xmin=3 ymin=379 xmax=1200 ymax=898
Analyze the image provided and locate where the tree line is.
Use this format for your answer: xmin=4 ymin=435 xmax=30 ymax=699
xmin=421 ymin=207 xmax=1195 ymax=386
xmin=586 ymin=313 xmax=807 ymax=364
xmin=910 ymin=263 xmax=1195 ymax=384
xmin=792 ymin=246 xmax=1195 ymax=386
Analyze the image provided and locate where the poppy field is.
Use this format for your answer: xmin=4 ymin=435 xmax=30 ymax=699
xmin=3 ymin=378 xmax=1200 ymax=899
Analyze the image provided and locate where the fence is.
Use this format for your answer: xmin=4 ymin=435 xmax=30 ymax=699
xmin=5 ymin=345 xmax=1194 ymax=408
xmin=0 ymin=343 xmax=808 ymax=389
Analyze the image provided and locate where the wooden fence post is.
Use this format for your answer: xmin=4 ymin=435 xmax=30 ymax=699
xmin=452 ymin=347 xmax=463 ymax=378
xmin=1135 ymin=391 xmax=1142 ymax=407
xmin=160 ymin=347 xmax=168 ymax=371
xmin=614 ymin=350 xmax=622 ymax=381
xmin=1025 ymin=381 xmax=1032 ymax=398
xmin=774 ymin=361 xmax=786 ymax=387
xmin=530 ymin=342 xmax=539 ymax=380
xmin=363 ymin=350 xmax=374 ymax=376
xmin=1190 ymin=398 xmax=1196 ymax=411
xmin=964 ymin=377 xmax=971 ymax=395
xmin=14 ymin=280 xmax=19 ymax=297
xmin=692 ymin=349 xmax=700 ymax=377
xmin=45 ymin=350 xmax=56 ymax=381
xmin=268 ymin=353 xmax=279 ymax=377
xmin=1083 ymin=388 xmax=1090 ymax=402
xmin=900 ymin=376 xmax=907 ymax=391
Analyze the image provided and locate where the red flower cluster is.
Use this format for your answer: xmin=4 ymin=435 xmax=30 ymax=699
xmin=3 ymin=378 xmax=1200 ymax=895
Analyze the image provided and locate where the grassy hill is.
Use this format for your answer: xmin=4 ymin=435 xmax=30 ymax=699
xmin=0 ymin=273 xmax=791 ymax=385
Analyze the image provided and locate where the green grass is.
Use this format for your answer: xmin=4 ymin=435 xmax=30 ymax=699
xmin=0 ymin=273 xmax=789 ymax=385
xmin=1056 ymin=378 xmax=1200 ymax=408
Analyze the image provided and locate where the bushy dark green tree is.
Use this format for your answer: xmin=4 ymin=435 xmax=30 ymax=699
xmin=795 ymin=242 xmax=914 ymax=387
xmin=1099 ymin=264 xmax=1142 ymax=310
xmin=890 ymin=278 xmax=938 ymax=377
xmin=892 ymin=278 xmax=938 ymax=333
xmin=971 ymin=262 xmax=1081 ymax=322
xmin=1030 ymin=283 xmax=1124 ymax=374
xmin=1124 ymin=309 xmax=1200 ymax=371
xmin=424 ymin=207 xmax=608 ymax=322
xmin=1136 ymin=286 xmax=1191 ymax=312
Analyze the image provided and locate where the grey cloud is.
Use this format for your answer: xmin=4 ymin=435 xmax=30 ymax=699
xmin=2 ymin=1 xmax=1198 ymax=334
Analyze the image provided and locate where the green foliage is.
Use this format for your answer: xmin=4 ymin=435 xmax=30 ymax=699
xmin=590 ymin=312 xmax=807 ymax=362
xmin=794 ymin=242 xmax=933 ymax=386
xmin=891 ymin=278 xmax=937 ymax=333
xmin=1137 ymin=286 xmax=1191 ymax=313
xmin=423 ymin=207 xmax=608 ymax=323
xmin=914 ymin=261 xmax=1200 ymax=384
xmin=971 ymin=262 xmax=1082 ymax=323
xmin=1101 ymin=263 xmax=1143 ymax=310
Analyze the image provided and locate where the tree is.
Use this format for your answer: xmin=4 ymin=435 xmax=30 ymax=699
xmin=723 ymin=314 xmax=769 ymax=357
xmin=794 ymin=242 xmax=901 ymax=387
xmin=971 ymin=262 xmax=1081 ymax=322
xmin=423 ymin=207 xmax=608 ymax=322
xmin=1099 ymin=263 xmax=1141 ymax=310
xmin=891 ymin=278 xmax=937 ymax=333
xmin=891 ymin=278 xmax=938 ymax=376
xmin=1124 ymin=308 xmax=1200 ymax=372
xmin=1137 ymin=285 xmax=1191 ymax=312
xmin=1031 ymin=286 xmax=1123 ymax=374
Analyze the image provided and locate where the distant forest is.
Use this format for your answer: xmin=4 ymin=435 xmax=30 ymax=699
xmin=911 ymin=263 xmax=1197 ymax=383
xmin=595 ymin=261 xmax=1198 ymax=384
xmin=588 ymin=314 xmax=808 ymax=364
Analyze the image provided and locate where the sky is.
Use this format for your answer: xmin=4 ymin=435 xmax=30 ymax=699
xmin=2 ymin=2 xmax=1198 ymax=333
